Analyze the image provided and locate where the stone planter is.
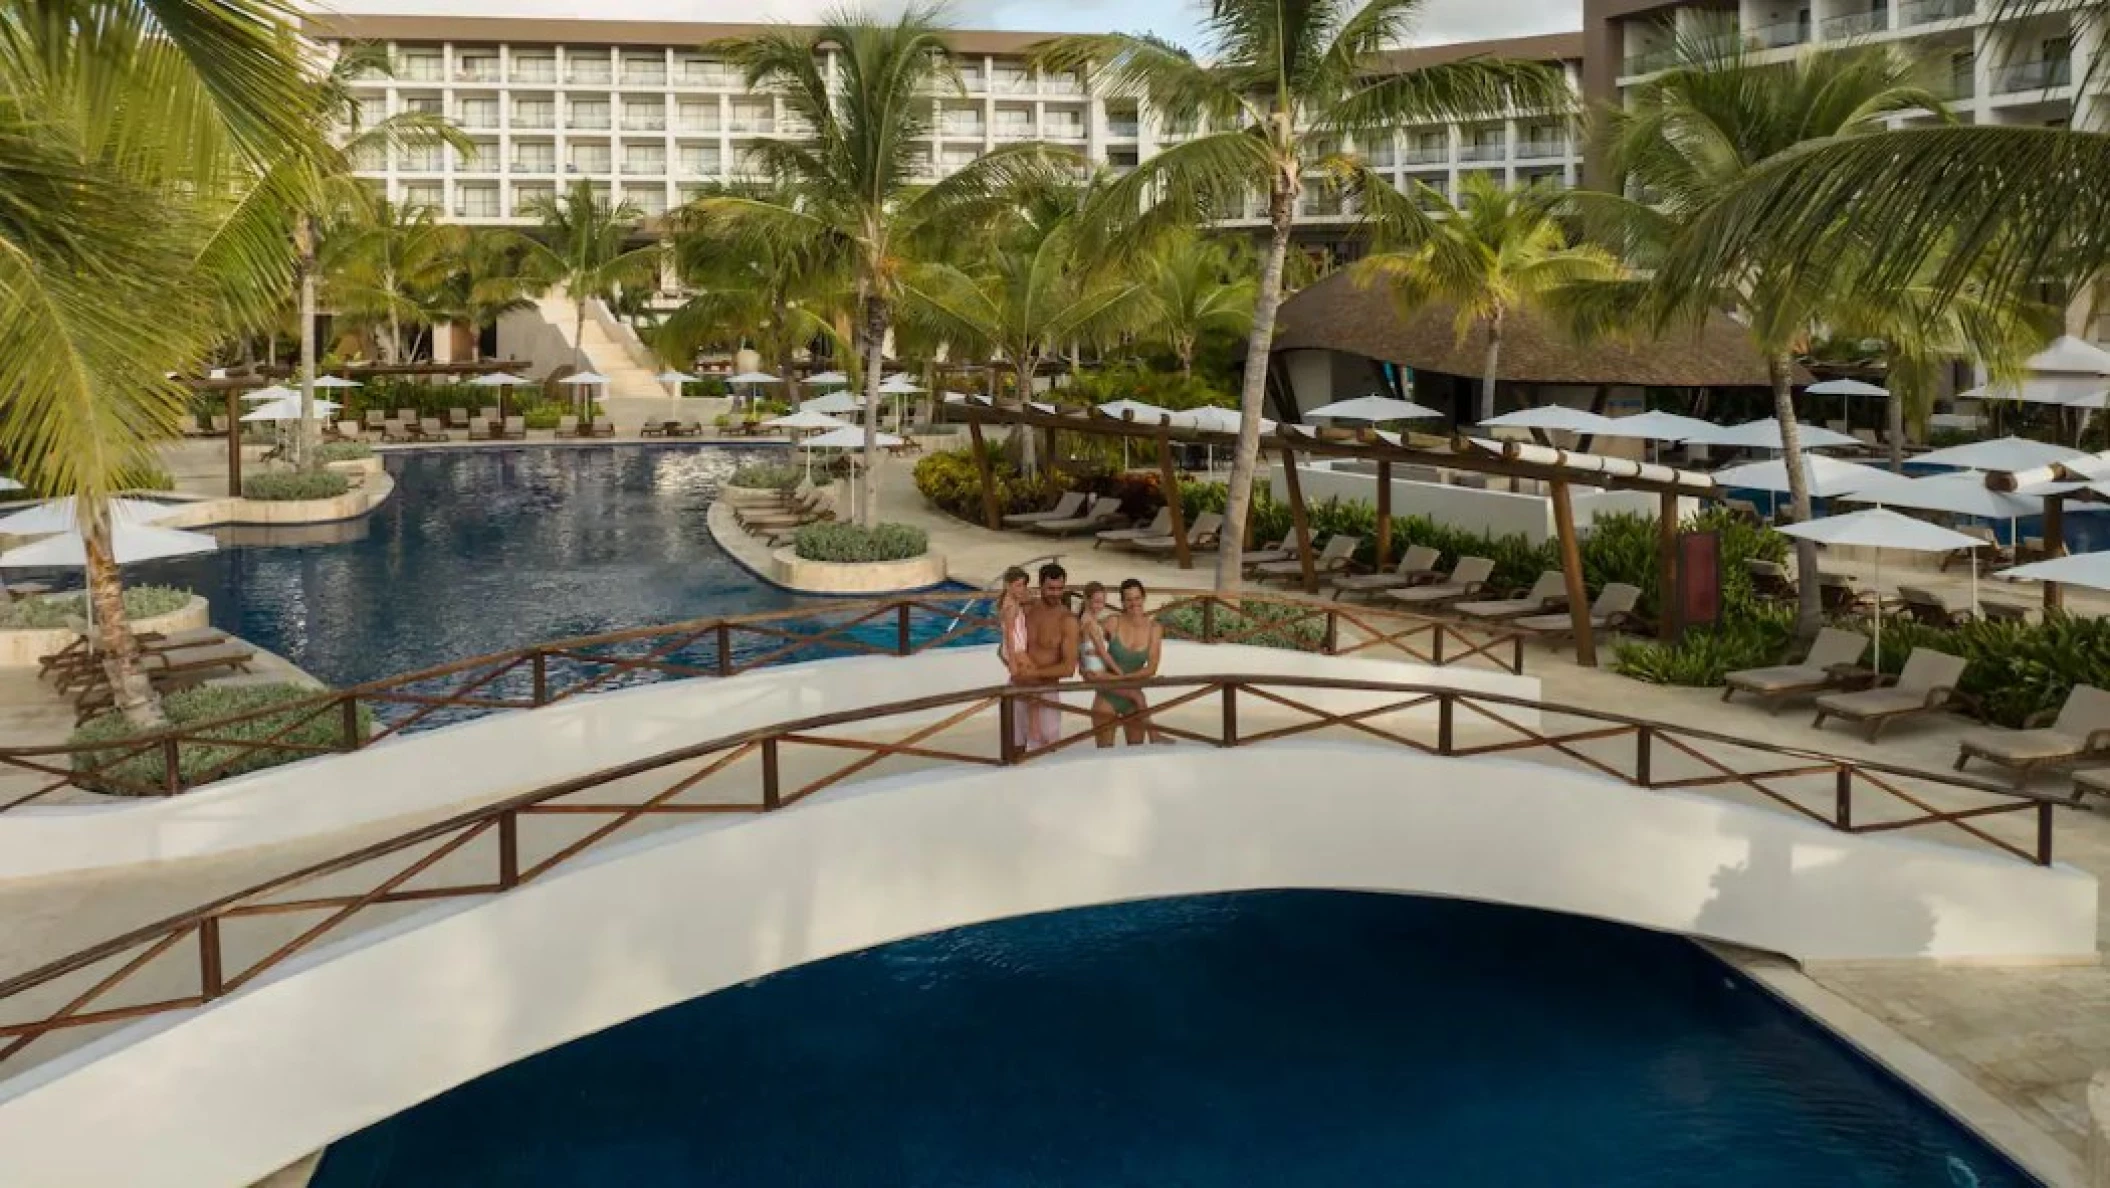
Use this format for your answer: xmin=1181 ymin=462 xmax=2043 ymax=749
xmin=0 ymin=594 xmax=210 ymax=667
xmin=325 ymin=457 xmax=384 ymax=481
xmin=769 ymin=547 xmax=949 ymax=595
xmin=721 ymin=484 xmax=797 ymax=508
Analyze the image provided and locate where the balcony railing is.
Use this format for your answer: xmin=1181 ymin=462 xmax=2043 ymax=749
xmin=455 ymin=62 xmax=499 ymax=83
xmin=509 ymin=158 xmax=555 ymax=174
xmin=622 ymin=67 xmax=668 ymax=86
xmin=1820 ymin=8 xmax=1890 ymax=38
xmin=941 ymin=123 xmax=986 ymax=138
xmin=1044 ymin=123 xmax=1086 ymax=140
xmin=1623 ymin=47 xmax=1674 ymax=76
xmin=1108 ymin=121 xmax=1140 ymax=139
xmin=567 ymin=65 xmax=613 ymax=85
xmin=727 ymin=117 xmax=775 ymax=133
xmin=396 ymin=59 xmax=443 ymax=82
xmin=1901 ymin=0 xmax=1973 ymax=23
xmin=512 ymin=110 xmax=555 ymax=130
xmin=570 ymin=109 xmax=612 ymax=129
xmin=679 ymin=68 xmax=737 ymax=87
xmin=511 ymin=63 xmax=557 ymax=83
xmin=1994 ymin=57 xmax=2072 ymax=92
xmin=623 ymin=112 xmax=667 ymax=131
xmin=397 ymin=156 xmax=442 ymax=174
xmin=456 ymin=200 xmax=501 ymax=218
xmin=1928 ymin=70 xmax=1976 ymax=100
xmin=1458 ymin=141 xmax=1506 ymax=162
xmin=567 ymin=159 xmax=612 ymax=175
xmin=1044 ymin=75 xmax=1086 ymax=94
xmin=1514 ymin=139 xmax=1566 ymax=159
xmin=621 ymin=159 xmax=665 ymax=175
xmin=994 ymin=124 xmax=1036 ymax=141
xmin=675 ymin=118 xmax=721 ymax=134
xmin=991 ymin=73 xmax=1032 ymax=93
xmin=456 ymin=107 xmax=499 ymax=130
xmin=1744 ymin=19 xmax=1809 ymax=49
xmin=1402 ymin=145 xmax=1449 ymax=165
xmin=1367 ymin=149 xmax=1398 ymax=168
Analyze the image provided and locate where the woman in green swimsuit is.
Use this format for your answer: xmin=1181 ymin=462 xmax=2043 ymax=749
xmin=1102 ymin=578 xmax=1166 ymax=745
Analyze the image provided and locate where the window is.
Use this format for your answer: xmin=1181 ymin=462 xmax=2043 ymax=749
xmin=623 ymin=99 xmax=665 ymax=130
xmin=513 ymin=98 xmax=555 ymax=129
xmin=729 ymin=101 xmax=772 ymax=133
xmin=676 ymin=101 xmax=719 ymax=132
xmin=940 ymin=105 xmax=983 ymax=136
xmin=628 ymin=187 xmax=668 ymax=216
xmin=566 ymin=53 xmax=612 ymax=84
xmin=1044 ymin=110 xmax=1083 ymax=139
xmin=397 ymin=146 xmax=442 ymax=173
xmin=351 ymin=142 xmax=386 ymax=171
xmin=568 ymin=144 xmax=612 ymax=174
xmin=992 ymin=64 xmax=1029 ymax=91
xmin=400 ymin=95 xmax=442 ymax=116
xmin=397 ymin=53 xmax=442 ymax=82
xmin=456 ymin=185 xmax=500 ymax=217
xmin=511 ymin=54 xmax=556 ymax=83
xmin=511 ymin=143 xmax=555 ymax=173
xmin=622 ymin=145 xmax=666 ymax=175
xmin=993 ymin=105 xmax=1033 ymax=140
xmin=511 ymin=185 xmax=554 ymax=216
xmin=457 ymin=139 xmax=497 ymax=170
xmin=569 ymin=99 xmax=611 ymax=129
xmin=455 ymin=52 xmax=498 ymax=82
xmin=621 ymin=54 xmax=667 ymax=86
xmin=401 ymin=182 xmax=443 ymax=208
xmin=678 ymin=144 xmax=721 ymax=176
xmin=678 ymin=56 xmax=734 ymax=86
xmin=457 ymin=97 xmax=498 ymax=128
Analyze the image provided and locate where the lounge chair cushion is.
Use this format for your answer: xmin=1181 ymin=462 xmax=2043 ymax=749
xmin=1812 ymin=688 xmax=1930 ymax=721
xmin=1003 ymin=492 xmax=1084 ymax=526
xmin=1725 ymin=665 xmax=1838 ymax=695
xmin=1958 ymin=727 xmax=2092 ymax=764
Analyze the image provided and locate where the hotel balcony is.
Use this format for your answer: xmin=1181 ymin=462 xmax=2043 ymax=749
xmin=1401 ymin=145 xmax=1450 ymax=165
xmin=455 ymin=61 xmax=500 ymax=84
xmin=1107 ymin=121 xmax=1140 ymax=139
xmin=623 ymin=113 xmax=667 ymax=131
xmin=509 ymin=157 xmax=556 ymax=175
xmin=1514 ymin=139 xmax=1566 ymax=160
xmin=727 ymin=116 xmax=776 ymax=134
xmin=1993 ymin=57 xmax=2072 ymax=92
xmin=622 ymin=67 xmax=668 ymax=87
xmin=570 ymin=110 xmax=612 ymax=130
xmin=567 ymin=64 xmax=613 ymax=86
xmin=1901 ymin=0 xmax=1973 ymax=24
xmin=621 ymin=158 xmax=665 ymax=176
xmin=1820 ymin=7 xmax=1890 ymax=38
xmin=511 ymin=62 xmax=557 ymax=84
xmin=678 ymin=67 xmax=738 ymax=87
xmin=1744 ymin=19 xmax=1809 ymax=49
xmin=395 ymin=59 xmax=443 ymax=82
xmin=1458 ymin=140 xmax=1506 ymax=162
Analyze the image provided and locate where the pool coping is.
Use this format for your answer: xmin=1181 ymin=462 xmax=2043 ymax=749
xmin=1711 ymin=943 xmax=2083 ymax=1187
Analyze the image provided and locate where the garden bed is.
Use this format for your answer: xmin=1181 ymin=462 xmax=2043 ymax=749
xmin=0 ymin=590 xmax=208 ymax=667
xmin=69 ymin=682 xmax=369 ymax=795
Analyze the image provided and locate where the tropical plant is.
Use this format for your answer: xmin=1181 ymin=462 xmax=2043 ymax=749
xmin=320 ymin=198 xmax=462 ymax=365
xmin=503 ymin=180 xmax=661 ymax=411
xmin=1566 ymin=34 xmax=1946 ymax=638
xmin=1039 ymin=0 xmax=1565 ymax=590
xmin=1137 ymin=230 xmax=1256 ymax=379
xmin=432 ymin=227 xmax=539 ymax=356
xmin=792 ymin=521 xmax=929 ymax=562
xmin=1 ymin=0 xmax=315 ymax=725
xmin=698 ymin=7 xmax=1058 ymax=526
xmin=1355 ymin=175 xmax=1619 ymax=422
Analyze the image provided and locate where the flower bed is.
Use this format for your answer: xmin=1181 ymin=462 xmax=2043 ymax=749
xmin=792 ymin=522 xmax=928 ymax=563
xmin=243 ymin=470 xmax=351 ymax=502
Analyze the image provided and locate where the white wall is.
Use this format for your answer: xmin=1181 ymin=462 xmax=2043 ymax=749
xmin=1275 ymin=461 xmax=1694 ymax=546
xmin=0 ymin=643 xmax=1535 ymax=881
xmin=0 ymin=743 xmax=2091 ymax=1188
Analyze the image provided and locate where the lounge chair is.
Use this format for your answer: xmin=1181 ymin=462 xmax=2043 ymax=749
xmin=479 ymin=405 xmax=501 ymax=423
xmin=1002 ymin=491 xmax=1085 ymax=528
xmin=72 ymin=670 xmax=216 ymax=724
xmin=1747 ymin=559 xmax=1798 ymax=604
xmin=39 ymin=627 xmax=231 ymax=682
xmin=1095 ymin=507 xmax=1172 ymax=550
xmin=1450 ymin=570 xmax=1570 ymax=622
xmin=379 ymin=418 xmax=415 ymax=443
xmin=394 ymin=408 xmax=417 ymax=425
xmin=1328 ymin=546 xmax=1441 ymax=600
xmin=1724 ymin=498 xmax=1766 ymax=524
xmin=500 ymin=415 xmax=527 ymax=440
xmin=555 ymin=415 xmax=582 ymax=439
xmin=63 ymin=642 xmax=257 ymax=707
xmin=1955 ymin=684 xmax=2110 ymax=788
xmin=467 ymin=418 xmax=495 ymax=441
xmin=1133 ymin=512 xmax=1223 ymax=554
xmin=447 ymin=408 xmax=471 ymax=430
xmin=1030 ymin=496 xmax=1125 ymax=536
xmin=1383 ymin=557 xmax=1496 ymax=610
xmin=1513 ymin=583 xmax=1642 ymax=638
xmin=1942 ymin=525 xmax=2010 ymax=573
xmin=1721 ymin=627 xmax=1870 ymax=709
xmin=363 ymin=410 xmax=387 ymax=432
xmin=1810 ymin=648 xmax=1971 ymax=741
xmin=416 ymin=417 xmax=452 ymax=442
xmin=737 ymin=485 xmax=827 ymax=529
xmin=1896 ymin=585 xmax=1971 ymax=627
xmin=1981 ymin=600 xmax=2030 ymax=625
xmin=1240 ymin=536 xmax=1300 ymax=573
xmin=1254 ymin=534 xmax=1360 ymax=584
xmin=210 ymin=415 xmax=230 ymax=436
xmin=589 ymin=417 xmax=617 ymax=438
xmin=2070 ymin=766 xmax=2110 ymax=804
xmin=1818 ymin=573 xmax=1876 ymax=617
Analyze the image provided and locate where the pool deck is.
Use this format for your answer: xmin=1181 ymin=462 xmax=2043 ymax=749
xmin=6 ymin=444 xmax=2110 ymax=1184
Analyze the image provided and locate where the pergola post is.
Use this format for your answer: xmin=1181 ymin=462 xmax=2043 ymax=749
xmin=1375 ymin=460 xmax=1393 ymax=571
xmin=225 ymin=389 xmax=242 ymax=497
xmin=1658 ymin=489 xmax=1679 ymax=641
xmin=2043 ymin=495 xmax=2065 ymax=613
xmin=1280 ymin=445 xmax=1316 ymax=594
xmin=1155 ymin=431 xmax=1192 ymax=570
xmin=966 ymin=420 xmax=1001 ymax=530
xmin=1551 ymin=479 xmax=1595 ymax=667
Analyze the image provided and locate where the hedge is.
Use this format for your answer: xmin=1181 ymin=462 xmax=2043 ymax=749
xmin=314 ymin=441 xmax=375 ymax=462
xmin=69 ymin=682 xmax=372 ymax=793
xmin=0 ymin=585 xmax=193 ymax=630
xmin=730 ymin=463 xmax=801 ymax=491
xmin=243 ymin=470 xmax=351 ymax=501
xmin=792 ymin=522 xmax=929 ymax=563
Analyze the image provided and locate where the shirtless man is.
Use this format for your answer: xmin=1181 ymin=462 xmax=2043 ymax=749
xmin=1012 ymin=562 xmax=1079 ymax=750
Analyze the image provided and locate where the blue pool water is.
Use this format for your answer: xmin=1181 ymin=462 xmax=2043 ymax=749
xmin=118 ymin=446 xmax=988 ymax=721
xmin=313 ymin=892 xmax=2032 ymax=1187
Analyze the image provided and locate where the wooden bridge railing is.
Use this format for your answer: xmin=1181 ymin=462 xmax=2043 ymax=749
xmin=0 ymin=590 xmax=1526 ymax=808
xmin=0 ymin=672 xmax=2059 ymax=1073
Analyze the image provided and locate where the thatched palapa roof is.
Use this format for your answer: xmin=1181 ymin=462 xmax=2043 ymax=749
xmin=1273 ymin=270 xmax=1801 ymax=388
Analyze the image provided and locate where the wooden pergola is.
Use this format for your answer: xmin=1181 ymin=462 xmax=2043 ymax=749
xmin=940 ymin=398 xmax=1720 ymax=666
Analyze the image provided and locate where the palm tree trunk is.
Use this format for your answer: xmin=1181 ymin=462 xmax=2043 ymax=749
xmin=1886 ymin=390 xmax=1905 ymax=474
xmin=1016 ymin=359 xmax=1038 ymax=475
xmin=571 ymin=300 xmax=588 ymax=419
xmin=1479 ymin=310 xmax=1504 ymax=424
xmin=860 ymin=294 xmax=887 ymax=528
xmin=1178 ymin=338 xmax=1195 ymax=380
xmin=84 ymin=523 xmax=164 ymax=730
xmin=296 ymin=215 xmax=318 ymax=472
xmin=1215 ymin=184 xmax=1295 ymax=594
xmin=1770 ymin=352 xmax=1823 ymax=639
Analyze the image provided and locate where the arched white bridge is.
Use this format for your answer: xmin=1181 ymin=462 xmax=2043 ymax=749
xmin=0 ymin=655 xmax=2094 ymax=1188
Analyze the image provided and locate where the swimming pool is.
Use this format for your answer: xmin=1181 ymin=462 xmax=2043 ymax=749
xmin=311 ymin=891 xmax=2033 ymax=1187
xmin=125 ymin=446 xmax=989 ymax=718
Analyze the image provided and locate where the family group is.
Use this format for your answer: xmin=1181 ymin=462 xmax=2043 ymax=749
xmin=996 ymin=563 xmax=1169 ymax=751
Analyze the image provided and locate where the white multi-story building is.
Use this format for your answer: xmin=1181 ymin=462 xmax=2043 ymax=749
xmin=306 ymin=15 xmax=1586 ymax=235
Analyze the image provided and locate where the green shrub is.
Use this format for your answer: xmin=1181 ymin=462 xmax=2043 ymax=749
xmin=522 ymin=408 xmax=563 ymax=430
xmin=1613 ymin=610 xmax=1795 ymax=686
xmin=1858 ymin=613 xmax=2110 ymax=728
xmin=913 ymin=445 xmax=1076 ymax=520
xmin=314 ymin=441 xmax=375 ymax=462
xmin=730 ymin=463 xmax=801 ymax=491
xmin=1155 ymin=599 xmax=1327 ymax=651
xmin=0 ymin=585 xmax=193 ymax=630
xmin=69 ymin=682 xmax=369 ymax=793
xmin=792 ymin=522 xmax=929 ymax=563
xmin=242 ymin=470 xmax=351 ymax=501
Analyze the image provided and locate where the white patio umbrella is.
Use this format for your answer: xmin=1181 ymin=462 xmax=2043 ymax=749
xmin=1775 ymin=509 xmax=1985 ymax=667
xmin=0 ymin=519 xmax=218 ymax=648
xmin=805 ymin=370 xmax=849 ymax=386
xmin=801 ymin=391 xmax=864 ymax=415
xmin=0 ymin=475 xmax=24 ymax=492
xmin=1478 ymin=406 xmax=1619 ymax=434
xmin=1839 ymin=470 xmax=2050 ymax=551
xmin=240 ymin=384 xmax=299 ymax=403
xmin=1711 ymin=455 xmax=1890 ymax=509
xmin=240 ymin=397 xmax=341 ymax=422
xmin=1686 ymin=418 xmax=1862 ymax=450
xmin=1958 ymin=375 xmax=2110 ymax=405
xmin=878 ymin=374 xmax=926 ymax=431
xmin=1805 ymin=378 xmax=1890 ymax=397
xmin=1172 ymin=405 xmax=1275 ymax=471
xmin=1593 ymin=410 xmax=1720 ymax=441
xmin=764 ymin=410 xmax=853 ymax=478
xmin=310 ymin=375 xmax=362 ymax=390
xmin=466 ymin=371 xmax=531 ymax=418
xmin=0 ymin=496 xmax=179 ymax=535
xmin=560 ymin=370 xmax=610 ymax=419
xmin=1999 ymin=550 xmax=2110 ymax=589
xmin=804 ymin=425 xmax=904 ymax=520
xmin=1095 ymin=398 xmax=1173 ymax=423
xmin=725 ymin=370 xmax=781 ymax=414
xmin=1305 ymin=394 xmax=1444 ymax=423
xmin=2027 ymin=335 xmax=2110 ymax=375
xmin=1914 ymin=435 xmax=2082 ymax=472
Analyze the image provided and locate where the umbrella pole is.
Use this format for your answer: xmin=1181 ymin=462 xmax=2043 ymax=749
xmin=1874 ymin=550 xmax=1883 ymax=671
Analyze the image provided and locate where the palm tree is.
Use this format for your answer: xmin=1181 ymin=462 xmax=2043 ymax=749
xmin=698 ymin=6 xmax=1061 ymax=527
xmin=504 ymin=181 xmax=662 ymax=413
xmin=320 ymin=198 xmax=463 ymax=365
xmin=1568 ymin=36 xmax=1945 ymax=638
xmin=432 ymin=228 xmax=540 ymax=359
xmin=2 ymin=0 xmax=314 ymax=726
xmin=1356 ymin=175 xmax=1618 ymax=422
xmin=1138 ymin=231 xmax=1256 ymax=379
xmin=1039 ymin=1 xmax=1566 ymax=590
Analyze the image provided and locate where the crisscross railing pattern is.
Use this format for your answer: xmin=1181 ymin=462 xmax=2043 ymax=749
xmin=0 ymin=591 xmax=1522 ymax=807
xmin=0 ymin=674 xmax=2058 ymax=1074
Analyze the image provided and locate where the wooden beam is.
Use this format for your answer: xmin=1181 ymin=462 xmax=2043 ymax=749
xmin=225 ymin=389 xmax=242 ymax=497
xmin=2044 ymin=495 xmax=2065 ymax=613
xmin=1658 ymin=489 xmax=1679 ymax=641
xmin=966 ymin=420 xmax=1002 ymax=530
xmin=1280 ymin=445 xmax=1317 ymax=594
xmin=1375 ymin=460 xmax=1392 ymax=571
xmin=1551 ymin=479 xmax=1595 ymax=667
xmin=1156 ymin=433 xmax=1192 ymax=570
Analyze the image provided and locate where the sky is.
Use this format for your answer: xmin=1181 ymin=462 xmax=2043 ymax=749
xmin=316 ymin=0 xmax=1580 ymax=49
